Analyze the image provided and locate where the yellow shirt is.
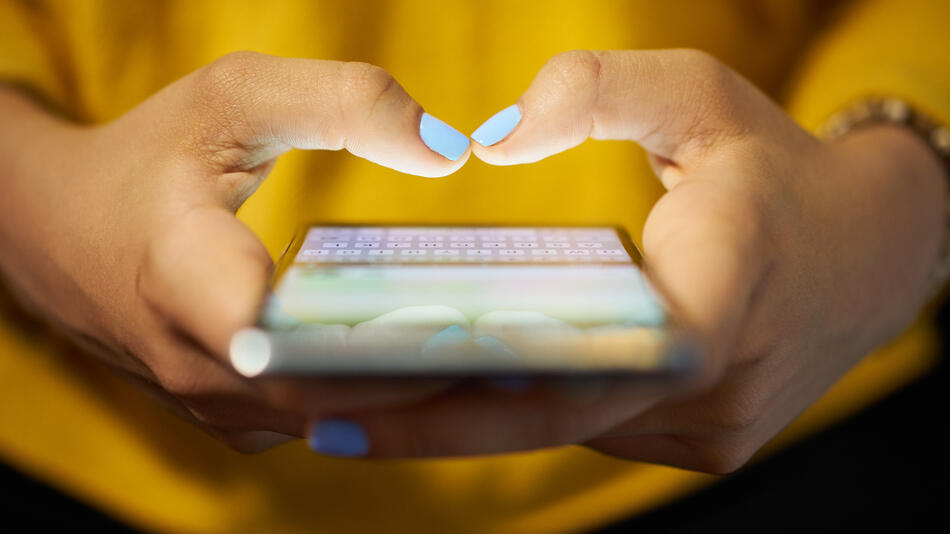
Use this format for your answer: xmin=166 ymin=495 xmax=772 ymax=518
xmin=1 ymin=1 xmax=948 ymax=532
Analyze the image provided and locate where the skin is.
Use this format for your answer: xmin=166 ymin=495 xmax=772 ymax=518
xmin=0 ymin=50 xmax=946 ymax=472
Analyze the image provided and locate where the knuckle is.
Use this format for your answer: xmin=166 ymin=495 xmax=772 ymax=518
xmin=339 ymin=61 xmax=398 ymax=112
xmin=671 ymin=49 xmax=737 ymax=98
xmin=198 ymin=51 xmax=266 ymax=99
xmin=333 ymin=62 xmax=402 ymax=151
xmin=667 ymin=49 xmax=747 ymax=148
xmin=543 ymin=50 xmax=602 ymax=94
xmin=342 ymin=62 xmax=396 ymax=97
xmin=187 ymin=51 xmax=272 ymax=163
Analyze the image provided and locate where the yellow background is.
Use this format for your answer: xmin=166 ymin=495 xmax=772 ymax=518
xmin=0 ymin=1 xmax=948 ymax=532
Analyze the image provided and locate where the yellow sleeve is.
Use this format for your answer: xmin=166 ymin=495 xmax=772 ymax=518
xmin=786 ymin=0 xmax=950 ymax=130
xmin=0 ymin=1 xmax=69 ymax=110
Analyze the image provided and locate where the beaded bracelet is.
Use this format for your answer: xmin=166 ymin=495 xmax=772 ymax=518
xmin=821 ymin=98 xmax=950 ymax=298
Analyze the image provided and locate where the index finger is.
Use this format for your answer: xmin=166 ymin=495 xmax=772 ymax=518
xmin=146 ymin=52 xmax=471 ymax=209
xmin=471 ymin=49 xmax=766 ymax=173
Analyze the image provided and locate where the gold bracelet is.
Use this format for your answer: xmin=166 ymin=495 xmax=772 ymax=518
xmin=821 ymin=97 xmax=950 ymax=298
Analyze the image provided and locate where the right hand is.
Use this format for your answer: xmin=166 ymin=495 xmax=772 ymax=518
xmin=0 ymin=51 xmax=468 ymax=451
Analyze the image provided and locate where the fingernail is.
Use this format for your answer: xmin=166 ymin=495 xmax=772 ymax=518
xmin=421 ymin=324 xmax=470 ymax=357
xmin=473 ymin=335 xmax=518 ymax=358
xmin=471 ymin=104 xmax=521 ymax=147
xmin=307 ymin=419 xmax=369 ymax=457
xmin=420 ymin=112 xmax=470 ymax=161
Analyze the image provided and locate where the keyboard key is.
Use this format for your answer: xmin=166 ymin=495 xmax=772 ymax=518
xmin=299 ymin=226 xmax=630 ymax=265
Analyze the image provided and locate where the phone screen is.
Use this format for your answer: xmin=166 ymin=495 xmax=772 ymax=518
xmin=230 ymin=225 xmax=687 ymax=376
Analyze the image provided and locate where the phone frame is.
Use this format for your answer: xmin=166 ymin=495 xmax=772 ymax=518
xmin=237 ymin=222 xmax=694 ymax=378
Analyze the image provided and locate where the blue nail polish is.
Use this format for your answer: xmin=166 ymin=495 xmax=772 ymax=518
xmin=421 ymin=324 xmax=470 ymax=357
xmin=471 ymin=104 xmax=521 ymax=147
xmin=308 ymin=419 xmax=369 ymax=457
xmin=419 ymin=112 xmax=470 ymax=161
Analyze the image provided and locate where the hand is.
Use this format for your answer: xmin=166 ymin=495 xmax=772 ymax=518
xmin=316 ymin=50 xmax=947 ymax=472
xmin=0 ymin=52 xmax=470 ymax=452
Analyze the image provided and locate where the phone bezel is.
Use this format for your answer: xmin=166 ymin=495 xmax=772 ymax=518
xmin=240 ymin=222 xmax=696 ymax=378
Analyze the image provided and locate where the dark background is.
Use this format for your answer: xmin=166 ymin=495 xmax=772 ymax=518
xmin=3 ymin=307 xmax=948 ymax=533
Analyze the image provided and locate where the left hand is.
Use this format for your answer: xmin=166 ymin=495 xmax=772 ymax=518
xmin=305 ymin=50 xmax=947 ymax=472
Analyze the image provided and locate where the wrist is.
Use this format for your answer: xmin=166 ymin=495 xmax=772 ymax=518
xmin=0 ymin=88 xmax=98 ymax=321
xmin=823 ymin=124 xmax=948 ymax=344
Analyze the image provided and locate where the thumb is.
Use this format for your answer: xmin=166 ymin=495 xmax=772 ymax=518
xmin=641 ymin=176 xmax=769 ymax=377
xmin=140 ymin=206 xmax=271 ymax=358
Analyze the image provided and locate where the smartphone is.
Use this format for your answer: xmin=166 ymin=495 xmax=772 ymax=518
xmin=229 ymin=224 xmax=696 ymax=377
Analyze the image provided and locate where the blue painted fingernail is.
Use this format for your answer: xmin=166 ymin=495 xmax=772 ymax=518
xmin=420 ymin=112 xmax=470 ymax=161
xmin=471 ymin=104 xmax=521 ymax=147
xmin=308 ymin=419 xmax=369 ymax=457
xmin=421 ymin=324 xmax=470 ymax=357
